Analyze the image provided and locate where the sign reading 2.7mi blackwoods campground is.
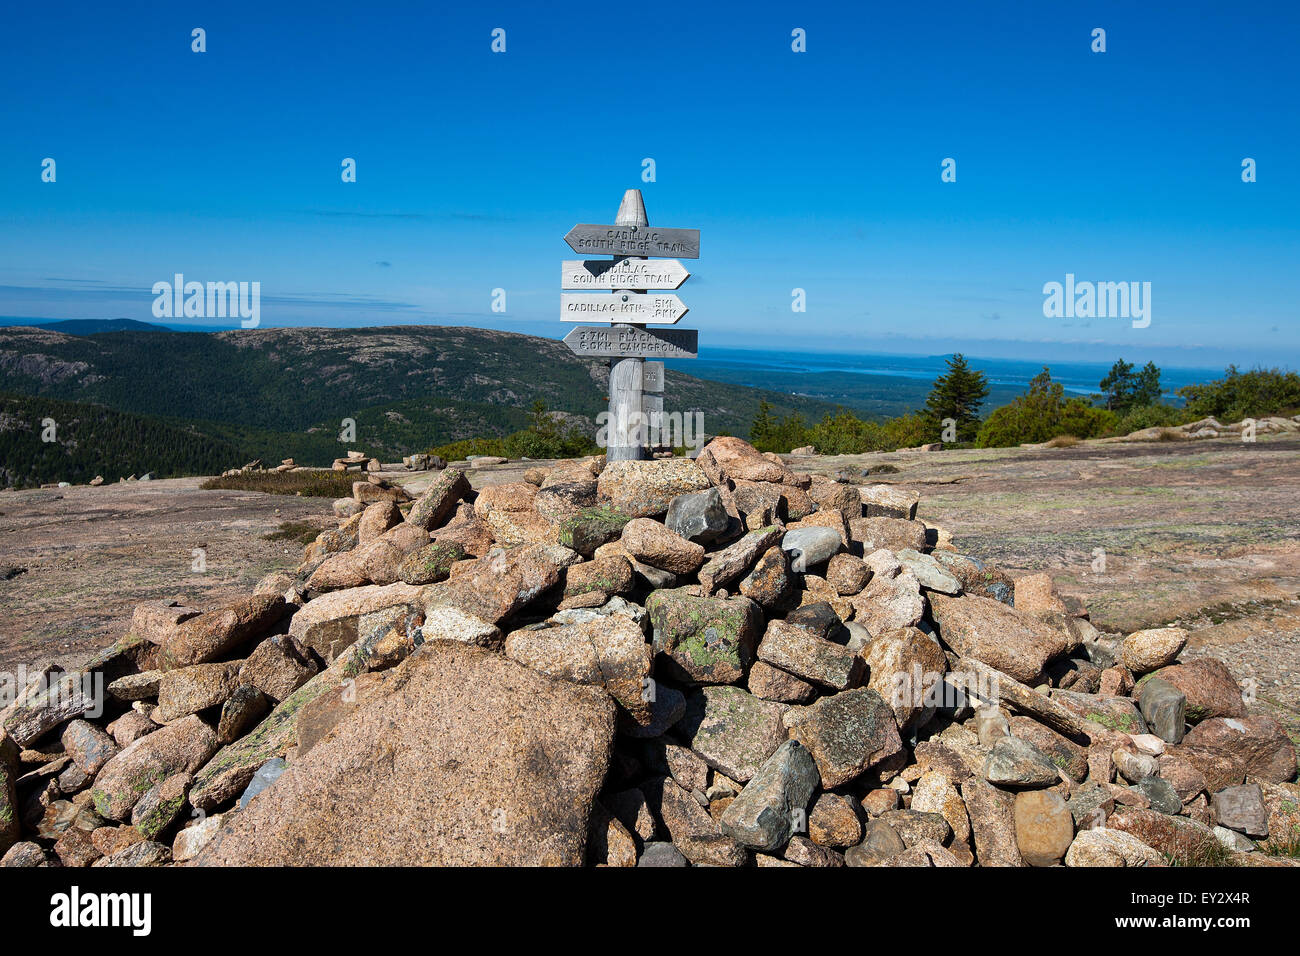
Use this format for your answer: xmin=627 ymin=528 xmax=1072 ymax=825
xmin=561 ymin=190 xmax=700 ymax=461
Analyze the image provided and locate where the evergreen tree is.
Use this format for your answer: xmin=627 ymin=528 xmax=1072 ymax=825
xmin=1098 ymin=359 xmax=1134 ymax=411
xmin=1098 ymin=359 xmax=1163 ymax=412
xmin=1132 ymin=361 xmax=1163 ymax=408
xmin=750 ymin=400 xmax=776 ymax=450
xmin=923 ymin=353 xmax=990 ymax=442
xmin=770 ymin=411 xmax=809 ymax=453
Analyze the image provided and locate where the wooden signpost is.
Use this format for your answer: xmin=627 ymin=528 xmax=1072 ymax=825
xmin=561 ymin=189 xmax=699 ymax=461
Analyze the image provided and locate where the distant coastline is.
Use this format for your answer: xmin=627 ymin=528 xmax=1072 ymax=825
xmin=0 ymin=315 xmax=1242 ymax=410
xmin=669 ymin=346 xmax=1223 ymax=399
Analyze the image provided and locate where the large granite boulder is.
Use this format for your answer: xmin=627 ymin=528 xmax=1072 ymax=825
xmin=1171 ymin=715 xmax=1297 ymax=791
xmin=861 ymin=626 xmax=950 ymax=732
xmin=675 ymin=686 xmax=789 ymax=783
xmin=421 ymin=544 xmax=577 ymax=626
xmin=663 ymin=487 xmax=729 ymax=544
xmin=597 ymin=459 xmax=711 ymax=518
xmin=289 ymin=583 xmax=421 ymax=662
xmin=405 ymin=468 xmax=470 ymax=530
xmin=1140 ymin=658 xmax=1247 ymax=723
xmin=928 ymin=592 xmax=1068 ymax=684
xmin=504 ymin=616 xmax=653 ymax=724
xmin=784 ymin=688 xmax=904 ymax=788
xmin=195 ymin=642 xmax=616 ymax=865
xmin=90 ymin=715 xmax=218 ymax=821
xmin=697 ymin=436 xmax=795 ymax=485
xmin=157 ymin=595 xmax=286 ymax=670
xmin=645 ymin=588 xmax=763 ymax=685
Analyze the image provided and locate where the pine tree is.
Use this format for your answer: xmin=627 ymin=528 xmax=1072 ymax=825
xmin=750 ymin=400 xmax=776 ymax=450
xmin=1132 ymin=361 xmax=1163 ymax=408
xmin=1098 ymin=359 xmax=1135 ymax=411
xmin=923 ymin=353 xmax=990 ymax=443
xmin=1099 ymin=359 xmax=1163 ymax=412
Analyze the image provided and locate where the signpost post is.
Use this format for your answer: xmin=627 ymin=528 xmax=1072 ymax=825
xmin=642 ymin=361 xmax=665 ymax=392
xmin=562 ymin=189 xmax=699 ymax=461
xmin=642 ymin=360 xmax=665 ymax=452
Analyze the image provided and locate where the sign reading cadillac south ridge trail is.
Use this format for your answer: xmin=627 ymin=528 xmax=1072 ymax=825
xmin=561 ymin=293 xmax=688 ymax=324
xmin=561 ymin=258 xmax=690 ymax=290
xmin=561 ymin=189 xmax=699 ymax=461
xmin=563 ymin=224 xmax=700 ymax=259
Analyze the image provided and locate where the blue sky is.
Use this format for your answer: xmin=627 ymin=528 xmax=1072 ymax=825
xmin=1 ymin=0 xmax=1296 ymax=368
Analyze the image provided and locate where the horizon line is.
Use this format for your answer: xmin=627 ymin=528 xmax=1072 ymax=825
xmin=0 ymin=315 xmax=1288 ymax=374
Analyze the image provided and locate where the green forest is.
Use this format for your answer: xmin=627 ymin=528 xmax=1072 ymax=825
xmin=0 ymin=392 xmax=243 ymax=487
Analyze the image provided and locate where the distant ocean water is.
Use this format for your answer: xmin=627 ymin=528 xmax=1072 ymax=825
xmin=673 ymin=347 xmax=1225 ymax=398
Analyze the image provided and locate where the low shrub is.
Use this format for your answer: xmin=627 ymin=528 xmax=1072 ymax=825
xmin=1177 ymin=366 xmax=1300 ymax=422
xmin=200 ymin=470 xmax=358 ymax=497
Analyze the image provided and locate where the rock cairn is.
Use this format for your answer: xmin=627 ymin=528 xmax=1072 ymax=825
xmin=2 ymin=436 xmax=1296 ymax=868
xmin=220 ymin=457 xmax=306 ymax=478
xmin=329 ymin=451 xmax=381 ymax=474
xmin=401 ymin=453 xmax=444 ymax=472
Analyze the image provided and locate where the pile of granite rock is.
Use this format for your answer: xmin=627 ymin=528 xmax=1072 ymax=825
xmin=218 ymin=457 xmax=305 ymax=478
xmin=1103 ymin=413 xmax=1300 ymax=444
xmin=2 ymin=436 xmax=1296 ymax=868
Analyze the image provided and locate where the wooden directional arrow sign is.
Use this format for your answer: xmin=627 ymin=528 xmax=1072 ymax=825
xmin=561 ymin=259 xmax=690 ymax=290
xmin=564 ymin=224 xmax=700 ymax=259
xmin=563 ymin=325 xmax=698 ymax=360
xmin=561 ymin=293 xmax=688 ymax=325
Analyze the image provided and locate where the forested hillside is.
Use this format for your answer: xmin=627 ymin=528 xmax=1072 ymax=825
xmin=0 ymin=392 xmax=243 ymax=487
xmin=0 ymin=324 xmax=841 ymax=486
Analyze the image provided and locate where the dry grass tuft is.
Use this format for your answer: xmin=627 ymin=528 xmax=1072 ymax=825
xmin=1162 ymin=832 xmax=1235 ymax=867
xmin=200 ymin=470 xmax=358 ymax=498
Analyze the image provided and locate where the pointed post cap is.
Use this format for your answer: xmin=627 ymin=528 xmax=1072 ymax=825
xmin=615 ymin=188 xmax=648 ymax=227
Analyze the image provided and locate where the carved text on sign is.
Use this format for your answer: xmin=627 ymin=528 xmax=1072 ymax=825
xmin=563 ymin=324 xmax=698 ymax=359
xmin=560 ymin=293 xmax=687 ymax=324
